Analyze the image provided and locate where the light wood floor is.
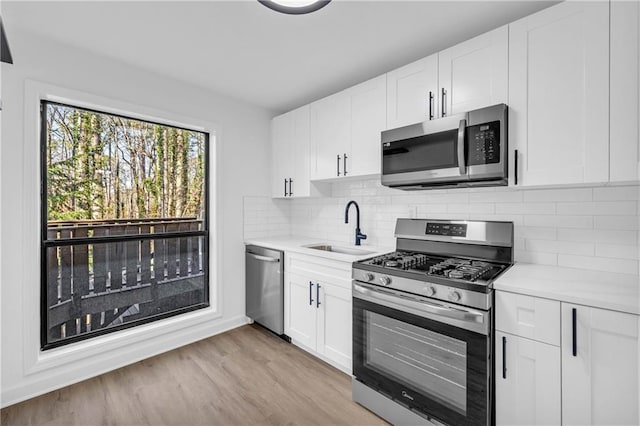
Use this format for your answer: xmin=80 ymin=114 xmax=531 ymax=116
xmin=1 ymin=324 xmax=387 ymax=426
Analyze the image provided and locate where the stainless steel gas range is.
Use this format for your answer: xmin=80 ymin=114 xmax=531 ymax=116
xmin=352 ymin=218 xmax=514 ymax=426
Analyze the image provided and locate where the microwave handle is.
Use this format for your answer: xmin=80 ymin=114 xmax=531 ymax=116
xmin=457 ymin=118 xmax=467 ymax=175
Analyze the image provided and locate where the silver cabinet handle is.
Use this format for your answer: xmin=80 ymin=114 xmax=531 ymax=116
xmin=457 ymin=118 xmax=467 ymax=175
xmin=441 ymin=87 xmax=447 ymax=117
xmin=428 ymin=91 xmax=434 ymax=120
xmin=247 ymin=253 xmax=280 ymax=263
xmin=309 ymin=281 xmax=314 ymax=305
xmin=316 ymin=283 xmax=321 ymax=308
xmin=337 ymin=154 xmax=341 ymax=176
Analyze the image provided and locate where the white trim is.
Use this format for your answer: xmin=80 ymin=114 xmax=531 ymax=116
xmin=2 ymin=315 xmax=250 ymax=408
xmin=14 ymin=80 xmax=227 ymax=399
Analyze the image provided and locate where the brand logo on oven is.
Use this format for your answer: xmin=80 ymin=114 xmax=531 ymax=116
xmin=401 ymin=390 xmax=414 ymax=401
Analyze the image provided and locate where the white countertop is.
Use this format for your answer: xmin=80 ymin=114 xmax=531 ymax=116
xmin=244 ymin=235 xmax=391 ymax=263
xmin=494 ymin=263 xmax=640 ymax=315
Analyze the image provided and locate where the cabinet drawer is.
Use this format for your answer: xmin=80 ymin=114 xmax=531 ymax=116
xmin=495 ymin=291 xmax=560 ymax=346
xmin=285 ymin=253 xmax=352 ymax=288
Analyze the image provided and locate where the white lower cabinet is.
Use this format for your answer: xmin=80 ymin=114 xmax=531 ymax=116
xmin=495 ymin=331 xmax=561 ymax=426
xmin=561 ymin=304 xmax=640 ymax=426
xmin=496 ymin=291 xmax=640 ymax=426
xmin=284 ymin=253 xmax=353 ymax=374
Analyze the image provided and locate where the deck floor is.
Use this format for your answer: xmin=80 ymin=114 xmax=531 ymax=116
xmin=1 ymin=324 xmax=387 ymax=426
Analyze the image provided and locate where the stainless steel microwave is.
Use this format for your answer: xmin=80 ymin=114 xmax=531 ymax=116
xmin=381 ymin=103 xmax=508 ymax=190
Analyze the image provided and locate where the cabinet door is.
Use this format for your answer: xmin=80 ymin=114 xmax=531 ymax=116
xmin=509 ymin=2 xmax=610 ymax=186
xmin=316 ymin=281 xmax=352 ymax=373
xmin=291 ymin=105 xmax=311 ymax=197
xmin=309 ymin=92 xmax=350 ymax=180
xmin=271 ymin=113 xmax=294 ymax=198
xmin=438 ymin=26 xmax=508 ymax=117
xmin=386 ymin=54 xmax=438 ymax=129
xmin=348 ymin=74 xmax=386 ymax=177
xmin=561 ymin=304 xmax=640 ymax=425
xmin=610 ymin=0 xmax=640 ymax=182
xmin=285 ymin=273 xmax=317 ymax=351
xmin=495 ymin=332 xmax=561 ymax=426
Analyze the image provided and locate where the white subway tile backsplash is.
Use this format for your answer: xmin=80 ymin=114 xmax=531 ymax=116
xmin=557 ymin=228 xmax=638 ymax=245
xmin=595 ymin=244 xmax=639 ymax=260
xmin=526 ymin=239 xmax=594 ymax=256
xmin=558 ymin=254 xmax=639 ymax=275
xmin=524 ymin=215 xmax=594 ymax=229
xmin=244 ymin=181 xmax=639 ymax=275
xmin=468 ymin=190 xmax=523 ymax=203
xmin=515 ymin=226 xmax=557 ymax=240
xmin=496 ymin=202 xmax=556 ymax=215
xmin=514 ymin=249 xmax=558 ymax=266
xmin=593 ymin=186 xmax=640 ymax=201
xmin=524 ymin=188 xmax=593 ymax=202
xmin=556 ymin=201 xmax=637 ymax=216
xmin=594 ymin=216 xmax=640 ymax=230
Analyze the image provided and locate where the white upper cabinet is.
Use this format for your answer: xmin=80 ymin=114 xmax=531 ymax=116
xmin=310 ymin=74 xmax=386 ymax=180
xmin=271 ymin=112 xmax=295 ymax=198
xmin=310 ymin=92 xmax=350 ymax=180
xmin=561 ymin=303 xmax=640 ymax=426
xmin=347 ymin=74 xmax=387 ymax=177
xmin=386 ymin=54 xmax=439 ymax=128
xmin=610 ymin=0 xmax=640 ymax=182
xmin=509 ymin=2 xmax=610 ymax=186
xmin=439 ymin=25 xmax=508 ymax=116
xmin=271 ymin=105 xmax=326 ymax=198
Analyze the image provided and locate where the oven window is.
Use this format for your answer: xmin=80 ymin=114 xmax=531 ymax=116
xmin=382 ymin=128 xmax=458 ymax=175
xmin=364 ymin=311 xmax=468 ymax=414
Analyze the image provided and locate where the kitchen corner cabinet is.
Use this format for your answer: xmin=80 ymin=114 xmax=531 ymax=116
xmin=610 ymin=0 xmax=640 ymax=182
xmin=509 ymin=1 xmax=610 ymax=186
xmin=495 ymin=290 xmax=640 ymax=426
xmin=438 ymin=25 xmax=508 ymax=116
xmin=561 ymin=304 xmax=640 ymax=425
xmin=310 ymin=74 xmax=386 ymax=180
xmin=271 ymin=105 xmax=326 ymax=198
xmin=284 ymin=253 xmax=353 ymax=373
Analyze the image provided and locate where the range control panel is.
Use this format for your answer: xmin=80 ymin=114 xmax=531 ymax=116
xmin=467 ymin=120 xmax=500 ymax=165
xmin=426 ymin=222 xmax=467 ymax=237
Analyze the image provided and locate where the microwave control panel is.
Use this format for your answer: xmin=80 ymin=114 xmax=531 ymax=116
xmin=467 ymin=120 xmax=500 ymax=165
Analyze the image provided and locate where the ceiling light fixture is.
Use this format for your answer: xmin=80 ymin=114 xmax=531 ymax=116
xmin=259 ymin=0 xmax=331 ymax=15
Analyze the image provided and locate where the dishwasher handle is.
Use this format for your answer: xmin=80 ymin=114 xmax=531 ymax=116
xmin=247 ymin=252 xmax=280 ymax=263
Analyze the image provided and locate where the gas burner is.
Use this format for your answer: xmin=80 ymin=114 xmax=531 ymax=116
xmin=427 ymin=257 xmax=495 ymax=282
xmin=385 ymin=260 xmax=400 ymax=268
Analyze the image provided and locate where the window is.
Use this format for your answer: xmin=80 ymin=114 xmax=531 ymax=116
xmin=41 ymin=101 xmax=209 ymax=350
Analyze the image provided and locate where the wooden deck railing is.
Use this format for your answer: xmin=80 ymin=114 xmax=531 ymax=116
xmin=45 ymin=217 xmax=205 ymax=341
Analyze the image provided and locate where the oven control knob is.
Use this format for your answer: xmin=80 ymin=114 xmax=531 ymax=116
xmin=424 ymin=286 xmax=437 ymax=297
xmin=379 ymin=276 xmax=392 ymax=286
xmin=364 ymin=273 xmax=375 ymax=282
xmin=449 ymin=291 xmax=462 ymax=302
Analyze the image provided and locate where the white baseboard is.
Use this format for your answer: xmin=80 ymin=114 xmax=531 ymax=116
xmin=1 ymin=315 xmax=250 ymax=408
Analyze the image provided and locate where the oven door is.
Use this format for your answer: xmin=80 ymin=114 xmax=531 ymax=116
xmin=352 ymin=282 xmax=491 ymax=426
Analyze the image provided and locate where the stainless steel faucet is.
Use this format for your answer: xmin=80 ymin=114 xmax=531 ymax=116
xmin=345 ymin=200 xmax=367 ymax=246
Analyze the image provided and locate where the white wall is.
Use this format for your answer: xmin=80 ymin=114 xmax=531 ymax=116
xmin=1 ymin=29 xmax=273 ymax=406
xmin=245 ymin=180 xmax=640 ymax=275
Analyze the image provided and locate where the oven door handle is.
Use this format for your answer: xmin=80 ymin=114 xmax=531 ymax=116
xmin=353 ymin=282 xmax=488 ymax=330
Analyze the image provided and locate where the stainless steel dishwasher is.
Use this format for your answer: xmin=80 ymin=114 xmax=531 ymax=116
xmin=245 ymin=245 xmax=285 ymax=336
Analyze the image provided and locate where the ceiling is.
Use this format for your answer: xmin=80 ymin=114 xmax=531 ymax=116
xmin=3 ymin=0 xmax=557 ymax=113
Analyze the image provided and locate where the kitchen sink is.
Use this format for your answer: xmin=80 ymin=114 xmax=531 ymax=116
xmin=305 ymin=244 xmax=375 ymax=256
